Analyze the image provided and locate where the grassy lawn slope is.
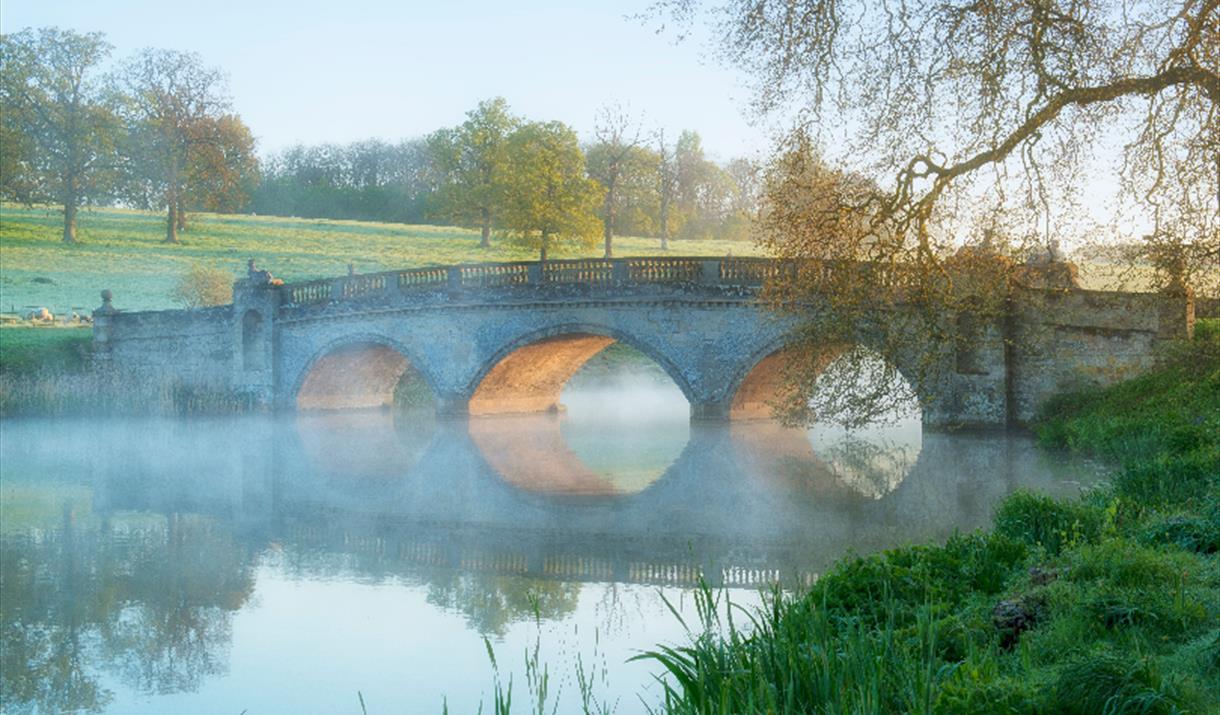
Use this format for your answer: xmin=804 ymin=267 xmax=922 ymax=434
xmin=0 ymin=204 xmax=758 ymax=313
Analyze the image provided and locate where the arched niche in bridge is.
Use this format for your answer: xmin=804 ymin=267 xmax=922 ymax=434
xmin=242 ymin=309 xmax=265 ymax=371
xmin=468 ymin=330 xmax=692 ymax=417
xmin=296 ymin=340 xmax=434 ymax=412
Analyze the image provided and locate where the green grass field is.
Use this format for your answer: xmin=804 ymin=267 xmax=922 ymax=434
xmin=0 ymin=204 xmax=760 ymax=313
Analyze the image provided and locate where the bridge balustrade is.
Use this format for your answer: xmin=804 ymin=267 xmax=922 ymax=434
xmin=287 ymin=280 xmax=333 ymax=306
xmin=458 ymin=262 xmax=531 ymax=287
xmin=627 ymin=257 xmax=702 ymax=283
xmin=279 ymin=256 xmax=800 ymax=308
xmin=541 ymin=258 xmax=616 ymax=284
xmin=397 ymin=266 xmax=448 ymax=290
xmin=341 ymin=273 xmax=388 ymax=299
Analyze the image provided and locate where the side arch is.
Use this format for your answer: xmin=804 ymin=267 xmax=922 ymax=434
xmin=292 ymin=333 xmax=438 ymax=411
xmin=464 ymin=323 xmax=697 ymax=417
xmin=724 ymin=333 xmax=923 ymax=422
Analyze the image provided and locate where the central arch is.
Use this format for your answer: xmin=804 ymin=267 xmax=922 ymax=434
xmin=467 ymin=325 xmax=695 ymax=417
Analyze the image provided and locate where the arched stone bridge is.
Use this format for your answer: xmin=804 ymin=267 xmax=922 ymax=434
xmin=92 ymin=256 xmax=1194 ymax=427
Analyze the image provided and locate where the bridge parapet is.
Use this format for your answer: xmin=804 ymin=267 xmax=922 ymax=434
xmin=280 ymin=256 xmax=779 ymax=308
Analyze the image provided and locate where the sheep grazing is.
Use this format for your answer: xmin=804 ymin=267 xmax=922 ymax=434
xmin=27 ymin=307 xmax=54 ymax=323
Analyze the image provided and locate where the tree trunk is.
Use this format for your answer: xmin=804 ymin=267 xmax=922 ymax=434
xmin=62 ymin=195 xmax=77 ymax=244
xmin=480 ymin=208 xmax=491 ymax=248
xmin=659 ymin=196 xmax=670 ymax=251
xmin=603 ymin=185 xmax=615 ymax=258
xmin=540 ymin=231 xmax=549 ymax=262
xmin=175 ymin=201 xmax=187 ymax=232
xmin=164 ymin=157 xmax=180 ymax=244
xmin=165 ymin=202 xmax=178 ymax=244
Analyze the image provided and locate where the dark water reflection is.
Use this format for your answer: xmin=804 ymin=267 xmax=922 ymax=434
xmin=0 ymin=411 xmax=1100 ymax=714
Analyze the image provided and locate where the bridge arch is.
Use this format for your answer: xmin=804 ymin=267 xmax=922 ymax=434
xmin=465 ymin=323 xmax=696 ymax=417
xmin=726 ymin=336 xmax=922 ymax=422
xmin=294 ymin=333 xmax=437 ymax=411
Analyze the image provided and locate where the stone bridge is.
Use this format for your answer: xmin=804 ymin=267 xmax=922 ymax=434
xmin=91 ymin=256 xmax=1194 ymax=427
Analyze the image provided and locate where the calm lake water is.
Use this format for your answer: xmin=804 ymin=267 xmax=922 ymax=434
xmin=0 ymin=385 xmax=1101 ymax=714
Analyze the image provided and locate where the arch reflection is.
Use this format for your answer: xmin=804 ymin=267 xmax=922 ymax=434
xmin=729 ymin=417 xmax=922 ymax=500
xmin=469 ymin=413 xmax=690 ymax=497
xmin=295 ymin=409 xmax=437 ymax=481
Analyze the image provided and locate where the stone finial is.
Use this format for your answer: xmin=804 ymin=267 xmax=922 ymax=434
xmin=94 ymin=289 xmax=117 ymax=316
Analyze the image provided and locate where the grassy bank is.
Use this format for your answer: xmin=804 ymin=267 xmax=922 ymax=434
xmin=0 ymin=204 xmax=758 ymax=314
xmin=644 ymin=324 xmax=1219 ymax=714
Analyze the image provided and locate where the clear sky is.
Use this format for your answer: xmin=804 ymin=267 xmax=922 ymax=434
xmin=1 ymin=0 xmax=773 ymax=161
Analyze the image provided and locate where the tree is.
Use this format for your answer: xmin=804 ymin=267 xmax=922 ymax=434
xmin=655 ymin=128 xmax=678 ymax=249
xmin=655 ymin=0 xmax=1218 ymax=288
xmin=427 ymin=97 xmax=518 ymax=248
xmin=0 ymin=28 xmax=121 ymax=243
xmin=586 ymin=104 xmax=646 ymax=257
xmin=500 ymin=121 xmax=603 ymax=261
xmin=652 ymin=0 xmax=1219 ymax=424
xmin=115 ymin=49 xmax=233 ymax=244
xmin=178 ymin=113 xmax=259 ymax=219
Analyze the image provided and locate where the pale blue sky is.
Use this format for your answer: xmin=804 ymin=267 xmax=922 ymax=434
xmin=2 ymin=0 xmax=773 ymax=160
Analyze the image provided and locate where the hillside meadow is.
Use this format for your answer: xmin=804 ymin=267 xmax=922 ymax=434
xmin=0 ymin=204 xmax=761 ymax=314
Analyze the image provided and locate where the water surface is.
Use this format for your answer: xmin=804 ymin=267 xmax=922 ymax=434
xmin=0 ymin=403 xmax=1100 ymax=713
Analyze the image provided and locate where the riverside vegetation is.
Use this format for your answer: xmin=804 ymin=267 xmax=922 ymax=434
xmin=639 ymin=323 xmax=1220 ymax=714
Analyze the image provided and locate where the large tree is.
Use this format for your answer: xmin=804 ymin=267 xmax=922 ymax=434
xmin=0 ymin=28 xmax=121 ymax=243
xmin=586 ymin=104 xmax=647 ymax=257
xmin=500 ymin=121 xmax=603 ymax=261
xmin=655 ymin=128 xmax=679 ymax=249
xmin=427 ymin=97 xmax=519 ymax=248
xmin=652 ymin=0 xmax=1219 ymax=424
xmin=656 ymin=0 xmax=1218 ymax=284
xmin=115 ymin=48 xmax=234 ymax=244
xmin=178 ymin=113 xmax=259 ymax=218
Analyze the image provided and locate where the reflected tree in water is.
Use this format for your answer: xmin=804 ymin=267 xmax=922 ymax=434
xmin=98 ymin=513 xmax=255 ymax=694
xmin=0 ymin=506 xmax=255 ymax=712
xmin=426 ymin=572 xmax=581 ymax=637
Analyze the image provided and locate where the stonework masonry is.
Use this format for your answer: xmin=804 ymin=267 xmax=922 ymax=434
xmin=93 ymin=257 xmax=1194 ymax=428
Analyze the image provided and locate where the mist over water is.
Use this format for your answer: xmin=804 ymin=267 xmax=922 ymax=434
xmin=0 ymin=362 xmax=1104 ymax=714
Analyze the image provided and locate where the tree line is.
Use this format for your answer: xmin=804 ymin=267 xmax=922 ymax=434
xmin=254 ymin=99 xmax=759 ymax=256
xmin=1 ymin=28 xmax=760 ymax=257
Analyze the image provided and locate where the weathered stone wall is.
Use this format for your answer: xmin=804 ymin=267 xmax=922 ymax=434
xmin=1008 ymin=288 xmax=1193 ymax=422
xmin=95 ymin=304 xmax=234 ymax=387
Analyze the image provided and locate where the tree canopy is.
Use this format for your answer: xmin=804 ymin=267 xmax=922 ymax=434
xmin=499 ymin=121 xmax=603 ymax=261
xmin=653 ymin=0 xmax=1218 ymax=287
xmin=427 ymin=97 xmax=519 ymax=248
xmin=114 ymin=48 xmax=235 ymax=243
xmin=0 ymin=28 xmax=121 ymax=243
xmin=649 ymin=0 xmax=1218 ymax=425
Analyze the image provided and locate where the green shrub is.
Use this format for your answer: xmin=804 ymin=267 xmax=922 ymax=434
xmin=169 ymin=263 xmax=235 ymax=308
xmin=994 ymin=491 xmax=1104 ymax=556
xmin=1045 ymin=651 xmax=1187 ymax=715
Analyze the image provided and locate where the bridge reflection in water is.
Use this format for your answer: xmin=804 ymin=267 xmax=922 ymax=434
xmin=0 ymin=413 xmax=1102 ymax=714
xmin=52 ymin=410 xmax=1088 ymax=588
